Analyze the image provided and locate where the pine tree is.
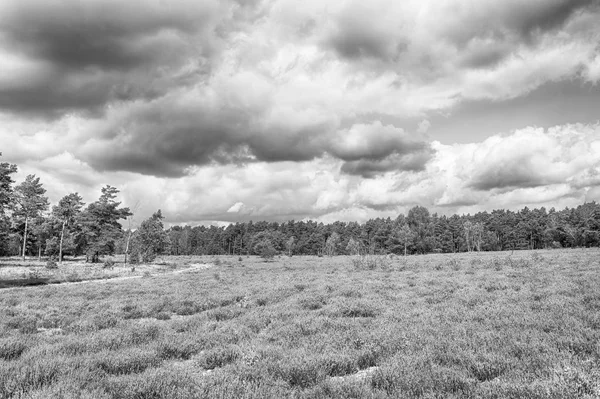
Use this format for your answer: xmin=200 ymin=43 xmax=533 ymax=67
xmin=12 ymin=175 xmax=49 ymax=260
xmin=78 ymin=186 xmax=131 ymax=263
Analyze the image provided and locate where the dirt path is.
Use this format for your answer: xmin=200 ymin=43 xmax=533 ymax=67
xmin=2 ymin=263 xmax=214 ymax=290
xmin=65 ymin=262 xmax=214 ymax=285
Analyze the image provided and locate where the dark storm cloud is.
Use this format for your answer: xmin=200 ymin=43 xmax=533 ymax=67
xmin=330 ymin=122 xmax=434 ymax=177
xmin=341 ymin=151 xmax=433 ymax=178
xmin=0 ymin=0 xmax=221 ymax=115
xmin=441 ymin=0 xmax=599 ymax=73
xmin=79 ymin=93 xmax=432 ymax=178
xmin=79 ymin=92 xmax=338 ymax=177
xmin=325 ymin=4 xmax=407 ymax=63
xmin=82 ymin=98 xmax=259 ymax=177
xmin=469 ymin=163 xmax=559 ymax=191
xmin=446 ymin=0 xmax=598 ymax=47
xmin=507 ymin=0 xmax=597 ymax=40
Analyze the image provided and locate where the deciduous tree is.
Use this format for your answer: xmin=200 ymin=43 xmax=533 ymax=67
xmin=130 ymin=210 xmax=170 ymax=263
xmin=52 ymin=193 xmax=84 ymax=263
xmin=324 ymin=232 xmax=340 ymax=256
xmin=395 ymin=224 xmax=414 ymax=256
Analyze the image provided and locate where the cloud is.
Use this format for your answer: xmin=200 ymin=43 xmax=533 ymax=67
xmin=328 ymin=122 xmax=433 ymax=176
xmin=0 ymin=0 xmax=225 ymax=116
xmin=433 ymin=0 xmax=598 ymax=46
xmin=466 ymin=124 xmax=600 ymax=191
xmin=324 ymin=2 xmax=407 ymax=63
xmin=2 ymin=1 xmax=600 ymax=225
xmin=340 ymin=152 xmax=433 ymax=178
xmin=227 ymin=202 xmax=245 ymax=213
xmin=7 ymin=122 xmax=600 ymax=226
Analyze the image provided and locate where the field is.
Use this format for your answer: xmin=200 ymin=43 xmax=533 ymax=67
xmin=1 ymin=250 xmax=599 ymax=398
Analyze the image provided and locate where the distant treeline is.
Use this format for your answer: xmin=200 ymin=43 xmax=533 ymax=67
xmin=2 ymin=154 xmax=600 ymax=259
xmin=167 ymin=203 xmax=600 ymax=256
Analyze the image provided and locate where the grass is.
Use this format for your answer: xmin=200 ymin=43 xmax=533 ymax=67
xmin=0 ymin=250 xmax=599 ymax=398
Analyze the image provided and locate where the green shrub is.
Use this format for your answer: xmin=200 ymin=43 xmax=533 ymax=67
xmin=338 ymin=303 xmax=378 ymax=318
xmin=121 ymin=304 xmax=145 ymax=320
xmin=273 ymin=358 xmax=324 ymax=388
xmin=156 ymin=338 xmax=200 ymax=360
xmin=101 ymin=368 xmax=197 ymax=399
xmin=102 ymin=258 xmax=115 ymax=269
xmin=94 ymin=349 xmax=161 ymax=375
xmin=46 ymin=257 xmax=58 ymax=269
xmin=0 ymin=338 xmax=28 ymax=360
xmin=300 ymin=297 xmax=326 ymax=310
xmin=7 ymin=315 xmax=37 ymax=334
xmin=174 ymin=300 xmax=202 ymax=316
xmin=155 ymin=312 xmax=171 ymax=320
xmin=0 ymin=357 xmax=65 ymax=397
xmin=196 ymin=346 xmax=240 ymax=369
xmin=255 ymin=239 xmax=276 ymax=260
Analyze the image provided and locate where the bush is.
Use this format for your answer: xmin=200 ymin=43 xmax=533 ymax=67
xmin=7 ymin=315 xmax=38 ymax=334
xmin=196 ymin=346 xmax=241 ymax=369
xmin=129 ymin=250 xmax=156 ymax=264
xmin=351 ymin=254 xmax=391 ymax=270
xmin=0 ymin=338 xmax=28 ymax=360
xmin=103 ymin=258 xmax=115 ymax=269
xmin=94 ymin=349 xmax=161 ymax=375
xmin=101 ymin=368 xmax=197 ymax=399
xmin=254 ymin=239 xmax=276 ymax=260
xmin=46 ymin=257 xmax=58 ymax=269
xmin=157 ymin=338 xmax=200 ymax=360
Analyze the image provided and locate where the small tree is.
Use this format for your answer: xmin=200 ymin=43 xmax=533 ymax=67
xmin=325 ymin=232 xmax=340 ymax=256
xmin=395 ymin=224 xmax=414 ymax=256
xmin=254 ymin=238 xmax=276 ymax=260
xmin=346 ymin=237 xmax=361 ymax=256
xmin=52 ymin=193 xmax=84 ymax=263
xmin=30 ymin=216 xmax=53 ymax=261
xmin=12 ymin=175 xmax=49 ymax=260
xmin=130 ymin=210 xmax=170 ymax=264
xmin=124 ymin=200 xmax=141 ymax=264
xmin=285 ymin=236 xmax=295 ymax=257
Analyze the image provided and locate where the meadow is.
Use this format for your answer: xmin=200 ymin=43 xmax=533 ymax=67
xmin=0 ymin=249 xmax=599 ymax=398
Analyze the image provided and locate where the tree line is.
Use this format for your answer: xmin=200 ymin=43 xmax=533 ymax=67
xmin=167 ymin=202 xmax=600 ymax=257
xmin=0 ymin=154 xmax=167 ymax=263
xmin=1 ymin=153 xmax=599 ymax=261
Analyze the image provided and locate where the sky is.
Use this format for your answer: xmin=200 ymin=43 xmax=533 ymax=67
xmin=1 ymin=0 xmax=600 ymax=226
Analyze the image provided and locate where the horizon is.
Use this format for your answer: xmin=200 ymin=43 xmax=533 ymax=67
xmin=2 ymin=0 xmax=600 ymax=226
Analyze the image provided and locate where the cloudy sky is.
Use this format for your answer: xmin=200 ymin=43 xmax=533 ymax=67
xmin=1 ymin=0 xmax=600 ymax=226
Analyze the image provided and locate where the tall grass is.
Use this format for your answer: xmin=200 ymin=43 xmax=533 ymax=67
xmin=0 ymin=251 xmax=599 ymax=398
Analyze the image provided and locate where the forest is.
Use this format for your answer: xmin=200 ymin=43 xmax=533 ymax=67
xmin=2 ymin=153 xmax=600 ymax=261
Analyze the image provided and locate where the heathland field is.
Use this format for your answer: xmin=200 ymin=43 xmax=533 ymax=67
xmin=1 ymin=250 xmax=599 ymax=398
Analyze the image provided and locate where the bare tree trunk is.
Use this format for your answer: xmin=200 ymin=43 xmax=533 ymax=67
xmin=404 ymin=243 xmax=407 ymax=256
xmin=124 ymin=230 xmax=132 ymax=264
xmin=38 ymin=244 xmax=41 ymax=261
xmin=22 ymin=216 xmax=28 ymax=260
xmin=59 ymin=219 xmax=66 ymax=264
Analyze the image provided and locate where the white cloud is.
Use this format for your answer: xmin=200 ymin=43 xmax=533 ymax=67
xmin=2 ymin=1 xmax=600 ymax=224
xmin=227 ymin=202 xmax=245 ymax=213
